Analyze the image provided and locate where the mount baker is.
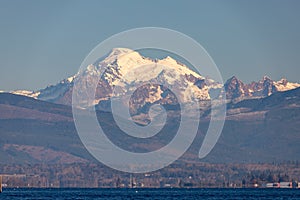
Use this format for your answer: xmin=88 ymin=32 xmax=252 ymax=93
xmin=7 ymin=48 xmax=300 ymax=111
xmin=1 ymin=48 xmax=300 ymax=163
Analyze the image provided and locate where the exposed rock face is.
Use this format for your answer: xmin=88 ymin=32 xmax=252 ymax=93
xmin=225 ymin=76 xmax=300 ymax=100
xmin=28 ymin=48 xmax=221 ymax=113
xmin=10 ymin=48 xmax=300 ymax=110
xmin=224 ymin=76 xmax=250 ymax=99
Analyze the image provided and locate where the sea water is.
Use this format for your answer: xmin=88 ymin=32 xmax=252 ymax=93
xmin=1 ymin=188 xmax=300 ymax=200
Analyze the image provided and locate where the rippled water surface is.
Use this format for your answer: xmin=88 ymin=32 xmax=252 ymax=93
xmin=1 ymin=188 xmax=300 ymax=199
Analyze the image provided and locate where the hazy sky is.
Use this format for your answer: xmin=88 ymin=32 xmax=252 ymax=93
xmin=0 ymin=0 xmax=300 ymax=91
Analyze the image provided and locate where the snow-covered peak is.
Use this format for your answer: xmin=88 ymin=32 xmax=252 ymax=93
xmin=161 ymin=56 xmax=178 ymax=64
xmin=110 ymin=48 xmax=133 ymax=56
xmin=98 ymin=48 xmax=205 ymax=87
xmin=157 ymin=56 xmax=202 ymax=79
xmin=6 ymin=46 xmax=300 ymax=108
xmin=85 ymin=64 xmax=100 ymax=76
xmin=11 ymin=90 xmax=40 ymax=98
xmin=67 ymin=76 xmax=75 ymax=83
xmin=103 ymin=48 xmax=136 ymax=64
xmin=116 ymin=51 xmax=150 ymax=71
xmin=262 ymin=76 xmax=271 ymax=81
xmin=226 ymin=76 xmax=241 ymax=84
xmin=276 ymin=78 xmax=288 ymax=85
xmin=88 ymin=48 xmax=211 ymax=102
xmin=224 ymin=76 xmax=300 ymax=99
xmin=102 ymin=48 xmax=202 ymax=79
xmin=274 ymin=78 xmax=300 ymax=92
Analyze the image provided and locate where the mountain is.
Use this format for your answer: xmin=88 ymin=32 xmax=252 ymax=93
xmin=211 ymin=87 xmax=300 ymax=163
xmin=8 ymin=48 xmax=299 ymax=110
xmin=1 ymin=48 xmax=300 ymax=164
xmin=1 ymin=88 xmax=300 ymax=164
xmin=0 ymin=93 xmax=94 ymax=164
xmin=224 ymin=76 xmax=250 ymax=99
xmin=35 ymin=48 xmax=218 ymax=106
xmin=225 ymin=76 xmax=300 ymax=100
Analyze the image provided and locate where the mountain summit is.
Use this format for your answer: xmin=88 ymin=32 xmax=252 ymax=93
xmin=225 ymin=76 xmax=300 ymax=100
xmin=6 ymin=48 xmax=300 ymax=108
xmin=1 ymin=48 xmax=300 ymax=164
xmin=21 ymin=48 xmax=222 ymax=110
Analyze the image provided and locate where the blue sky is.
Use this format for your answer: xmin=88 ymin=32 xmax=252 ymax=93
xmin=0 ymin=0 xmax=300 ymax=91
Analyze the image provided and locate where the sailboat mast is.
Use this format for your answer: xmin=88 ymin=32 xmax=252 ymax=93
xmin=0 ymin=175 xmax=2 ymax=193
xmin=130 ymin=174 xmax=132 ymax=188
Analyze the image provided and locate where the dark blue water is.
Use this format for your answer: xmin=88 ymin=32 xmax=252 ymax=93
xmin=1 ymin=188 xmax=300 ymax=199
